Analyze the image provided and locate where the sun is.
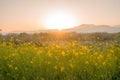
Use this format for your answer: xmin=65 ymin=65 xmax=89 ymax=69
xmin=43 ymin=11 xmax=76 ymax=30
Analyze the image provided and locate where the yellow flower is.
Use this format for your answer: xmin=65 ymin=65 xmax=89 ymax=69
xmin=8 ymin=64 xmax=13 ymax=68
xmin=82 ymin=46 xmax=88 ymax=51
xmin=95 ymin=63 xmax=98 ymax=66
xmin=61 ymin=51 xmax=65 ymax=56
xmin=110 ymin=50 xmax=114 ymax=53
xmin=30 ymin=61 xmax=33 ymax=64
xmin=69 ymin=63 xmax=74 ymax=68
xmin=103 ymin=62 xmax=106 ymax=66
xmin=15 ymin=67 xmax=18 ymax=70
xmin=54 ymin=66 xmax=57 ymax=70
xmin=71 ymin=42 xmax=75 ymax=46
xmin=99 ymin=54 xmax=103 ymax=59
xmin=11 ymin=53 xmax=15 ymax=57
xmin=47 ymin=61 xmax=51 ymax=64
xmin=85 ymin=61 xmax=89 ymax=65
xmin=47 ymin=52 xmax=52 ymax=57
xmin=73 ymin=52 xmax=78 ymax=56
xmin=94 ymin=52 xmax=98 ymax=55
xmin=37 ymin=51 xmax=42 ymax=55
xmin=60 ymin=67 xmax=64 ymax=72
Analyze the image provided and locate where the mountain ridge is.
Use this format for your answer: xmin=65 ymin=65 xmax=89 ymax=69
xmin=1 ymin=24 xmax=120 ymax=35
xmin=62 ymin=24 xmax=120 ymax=33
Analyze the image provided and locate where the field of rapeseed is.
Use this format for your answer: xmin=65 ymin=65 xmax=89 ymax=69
xmin=0 ymin=33 xmax=120 ymax=80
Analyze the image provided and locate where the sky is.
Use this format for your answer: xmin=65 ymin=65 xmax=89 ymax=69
xmin=0 ymin=0 xmax=120 ymax=32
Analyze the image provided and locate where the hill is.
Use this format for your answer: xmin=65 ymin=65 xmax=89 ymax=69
xmin=62 ymin=24 xmax=120 ymax=33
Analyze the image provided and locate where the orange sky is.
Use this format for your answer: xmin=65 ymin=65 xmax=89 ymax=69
xmin=0 ymin=0 xmax=120 ymax=32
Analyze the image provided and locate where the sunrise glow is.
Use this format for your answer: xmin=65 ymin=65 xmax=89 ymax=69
xmin=43 ymin=11 xmax=76 ymax=30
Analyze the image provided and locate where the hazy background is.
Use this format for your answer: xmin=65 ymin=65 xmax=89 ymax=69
xmin=0 ymin=0 xmax=120 ymax=32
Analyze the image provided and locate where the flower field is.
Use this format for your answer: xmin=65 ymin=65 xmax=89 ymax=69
xmin=0 ymin=33 xmax=120 ymax=80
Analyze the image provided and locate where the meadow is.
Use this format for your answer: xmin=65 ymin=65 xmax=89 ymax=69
xmin=0 ymin=32 xmax=120 ymax=80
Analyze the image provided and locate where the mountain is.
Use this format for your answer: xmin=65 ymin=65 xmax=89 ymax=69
xmin=62 ymin=24 xmax=120 ymax=33
xmin=1 ymin=24 xmax=120 ymax=35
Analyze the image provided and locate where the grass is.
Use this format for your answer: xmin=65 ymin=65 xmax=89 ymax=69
xmin=0 ymin=40 xmax=120 ymax=80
